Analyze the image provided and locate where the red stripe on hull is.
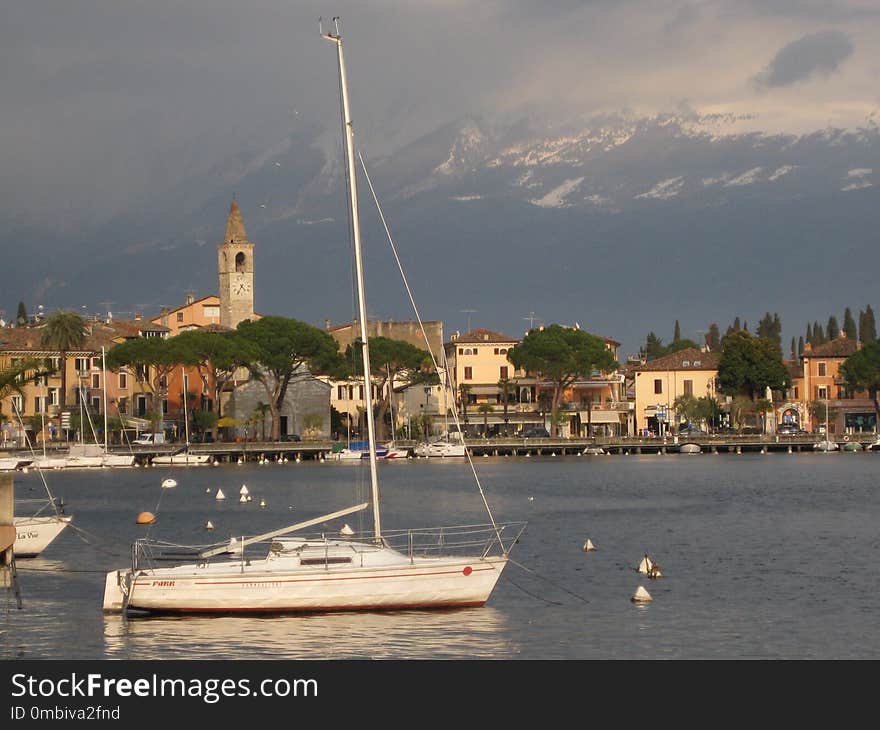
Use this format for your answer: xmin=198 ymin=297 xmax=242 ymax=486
xmin=133 ymin=600 xmax=487 ymax=615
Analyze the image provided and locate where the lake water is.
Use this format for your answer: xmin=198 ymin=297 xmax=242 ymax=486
xmin=3 ymin=450 xmax=880 ymax=660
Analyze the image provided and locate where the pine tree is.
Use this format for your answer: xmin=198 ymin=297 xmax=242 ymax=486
xmin=843 ymin=307 xmax=857 ymax=339
xmin=827 ymin=315 xmax=839 ymax=340
xmin=16 ymin=301 xmax=27 ymax=326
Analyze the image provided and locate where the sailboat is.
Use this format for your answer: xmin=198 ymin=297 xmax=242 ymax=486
xmin=102 ymin=21 xmax=523 ymax=615
xmin=814 ymin=399 xmax=838 ymax=452
xmin=151 ymin=369 xmax=213 ymax=466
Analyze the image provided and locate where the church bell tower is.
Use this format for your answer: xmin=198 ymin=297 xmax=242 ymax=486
xmin=217 ymin=199 xmax=255 ymax=329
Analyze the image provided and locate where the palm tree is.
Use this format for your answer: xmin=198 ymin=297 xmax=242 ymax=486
xmin=497 ymin=377 xmax=515 ymax=436
xmin=477 ymin=403 xmax=494 ymax=437
xmin=458 ymin=383 xmax=472 ymax=428
xmin=40 ymin=310 xmax=86 ymax=410
xmin=253 ymin=401 xmax=271 ymax=441
xmin=0 ymin=358 xmax=43 ymax=424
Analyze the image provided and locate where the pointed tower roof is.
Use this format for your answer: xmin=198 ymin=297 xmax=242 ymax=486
xmin=224 ymin=199 xmax=249 ymax=244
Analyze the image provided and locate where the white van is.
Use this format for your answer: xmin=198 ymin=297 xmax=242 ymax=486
xmin=133 ymin=432 xmax=166 ymax=445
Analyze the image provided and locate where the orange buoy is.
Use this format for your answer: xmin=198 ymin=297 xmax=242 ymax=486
xmin=136 ymin=511 xmax=156 ymax=525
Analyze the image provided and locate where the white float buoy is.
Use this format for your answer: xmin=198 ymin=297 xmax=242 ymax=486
xmin=215 ymin=488 xmax=226 ymax=500
xmin=631 ymin=585 xmax=653 ymax=602
xmin=583 ymin=539 xmax=596 ymax=552
xmin=239 ymin=494 xmax=247 ymax=503
xmin=205 ymin=488 xmax=211 ymax=493
xmin=205 ymin=520 xmax=214 ymax=530
xmin=259 ymin=499 xmax=266 ymax=508
xmin=237 ymin=458 xmax=243 ymax=465
xmin=246 ymin=495 xmax=252 ymax=502
xmin=340 ymin=523 xmax=354 ymax=536
xmin=161 ymin=478 xmax=177 ymax=489
xmin=527 ymin=496 xmax=534 ymax=502
xmin=239 ymin=484 xmax=249 ymax=496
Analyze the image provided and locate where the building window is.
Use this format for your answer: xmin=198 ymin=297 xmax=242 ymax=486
xmin=817 ymin=386 xmax=828 ymax=400
xmin=92 ymin=373 xmax=100 ymax=389
xmin=500 ymin=366 xmax=508 ymax=380
xmin=162 ymin=399 xmax=168 ymax=414
xmin=118 ymin=372 xmax=128 ymax=390
xmin=683 ymin=380 xmax=693 ymax=397
xmin=11 ymin=395 xmax=23 ymax=414
xmin=159 ymin=375 xmax=167 ymax=389
xmin=337 ymin=385 xmax=345 ymax=400
xmin=203 ymin=305 xmax=220 ymax=319
xmin=793 ymin=386 xmax=799 ymax=399
xmin=494 ymin=348 xmax=499 ymax=355
xmin=358 ymin=385 xmax=364 ymax=400
xmin=136 ymin=365 xmax=147 ymax=382
xmin=654 ymin=379 xmax=662 ymax=394
xmin=74 ymin=357 xmax=89 ymax=373
xmin=34 ymin=397 xmax=43 ymax=413
xmin=499 ymin=348 xmax=507 ymax=355
xmin=49 ymin=388 xmax=59 ymax=406
xmin=459 ymin=348 xmax=464 ymax=355
xmin=473 ymin=348 xmax=478 ymax=355
xmin=818 ymin=362 xmax=826 ymax=377
xmin=464 ymin=367 xmax=473 ymax=380
xmin=91 ymin=397 xmax=101 ymax=412
xmin=177 ymin=312 xmax=184 ymax=322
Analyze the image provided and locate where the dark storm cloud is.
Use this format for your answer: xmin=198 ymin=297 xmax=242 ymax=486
xmin=752 ymin=29 xmax=854 ymax=88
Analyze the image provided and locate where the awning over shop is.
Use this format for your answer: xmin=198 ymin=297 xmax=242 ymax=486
xmin=578 ymin=410 xmax=623 ymax=424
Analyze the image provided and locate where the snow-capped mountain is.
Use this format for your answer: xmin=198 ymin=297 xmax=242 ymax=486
xmin=3 ymin=112 xmax=878 ymax=356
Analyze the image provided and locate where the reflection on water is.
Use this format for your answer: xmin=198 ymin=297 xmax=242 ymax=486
xmin=103 ymin=607 xmax=518 ymax=660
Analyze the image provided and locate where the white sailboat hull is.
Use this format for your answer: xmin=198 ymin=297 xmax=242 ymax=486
xmin=13 ymin=515 xmax=72 ymax=558
xmin=151 ymin=454 xmax=213 ymax=466
xmin=105 ymin=553 xmax=507 ymax=614
xmin=0 ymin=457 xmax=32 ymax=471
xmin=102 ymin=453 xmax=137 ymax=467
xmin=414 ymin=442 xmax=466 ymax=458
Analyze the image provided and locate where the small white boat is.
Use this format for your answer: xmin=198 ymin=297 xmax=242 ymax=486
xmin=679 ymin=443 xmax=701 ymax=454
xmin=0 ymin=457 xmax=33 ymax=471
xmin=151 ymin=451 xmax=213 ymax=466
xmin=13 ymin=514 xmax=73 ymax=558
xmin=582 ymin=445 xmax=605 ymax=455
xmin=413 ymin=439 xmax=466 ymax=458
xmin=814 ymin=440 xmax=838 ymax=452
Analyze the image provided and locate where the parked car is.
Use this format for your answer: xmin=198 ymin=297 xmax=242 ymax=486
xmin=279 ymin=433 xmax=302 ymax=442
xmin=776 ymin=423 xmax=805 ymax=435
xmin=522 ymin=428 xmax=550 ymax=438
xmin=678 ymin=427 xmax=708 ymax=437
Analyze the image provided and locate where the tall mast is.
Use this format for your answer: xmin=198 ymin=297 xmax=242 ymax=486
xmin=322 ymin=18 xmax=382 ymax=538
xmin=182 ymin=367 xmax=190 ymax=448
xmin=102 ymin=347 xmax=109 ymax=453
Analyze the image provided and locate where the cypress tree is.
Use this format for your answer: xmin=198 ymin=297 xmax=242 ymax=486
xmin=16 ymin=301 xmax=27 ymax=326
xmin=706 ymin=323 xmax=720 ymax=351
xmin=860 ymin=305 xmax=877 ymax=344
xmin=673 ymin=320 xmax=681 ymax=343
xmin=843 ymin=307 xmax=857 ymax=339
xmin=798 ymin=336 xmax=804 ymax=357
xmin=806 ymin=322 xmax=813 ymax=345
xmin=827 ymin=315 xmax=839 ymax=340
xmin=790 ymin=337 xmax=796 ymax=360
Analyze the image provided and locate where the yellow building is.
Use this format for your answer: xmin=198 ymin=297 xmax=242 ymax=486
xmin=633 ymin=347 xmax=720 ymax=436
xmin=0 ymin=318 xmax=164 ymax=446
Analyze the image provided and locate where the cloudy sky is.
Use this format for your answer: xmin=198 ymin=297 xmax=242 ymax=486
xmin=2 ymin=0 xmax=878 ymax=229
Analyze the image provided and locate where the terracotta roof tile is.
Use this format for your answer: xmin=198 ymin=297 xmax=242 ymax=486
xmin=634 ymin=347 xmax=719 ymax=372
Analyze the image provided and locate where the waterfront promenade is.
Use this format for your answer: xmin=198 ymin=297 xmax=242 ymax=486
xmin=6 ymin=433 xmax=876 ymax=464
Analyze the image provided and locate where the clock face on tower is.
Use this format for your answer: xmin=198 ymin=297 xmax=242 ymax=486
xmin=233 ymin=277 xmax=250 ymax=295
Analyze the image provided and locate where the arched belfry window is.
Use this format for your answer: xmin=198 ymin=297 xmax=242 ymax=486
xmin=235 ymin=252 xmax=246 ymax=273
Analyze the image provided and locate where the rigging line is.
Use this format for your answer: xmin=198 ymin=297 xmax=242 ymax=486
xmin=357 ymin=151 xmax=504 ymax=545
xmin=505 ymin=577 xmax=563 ymax=606
xmin=10 ymin=401 xmax=62 ymax=518
xmin=507 ymin=557 xmax=590 ymax=604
